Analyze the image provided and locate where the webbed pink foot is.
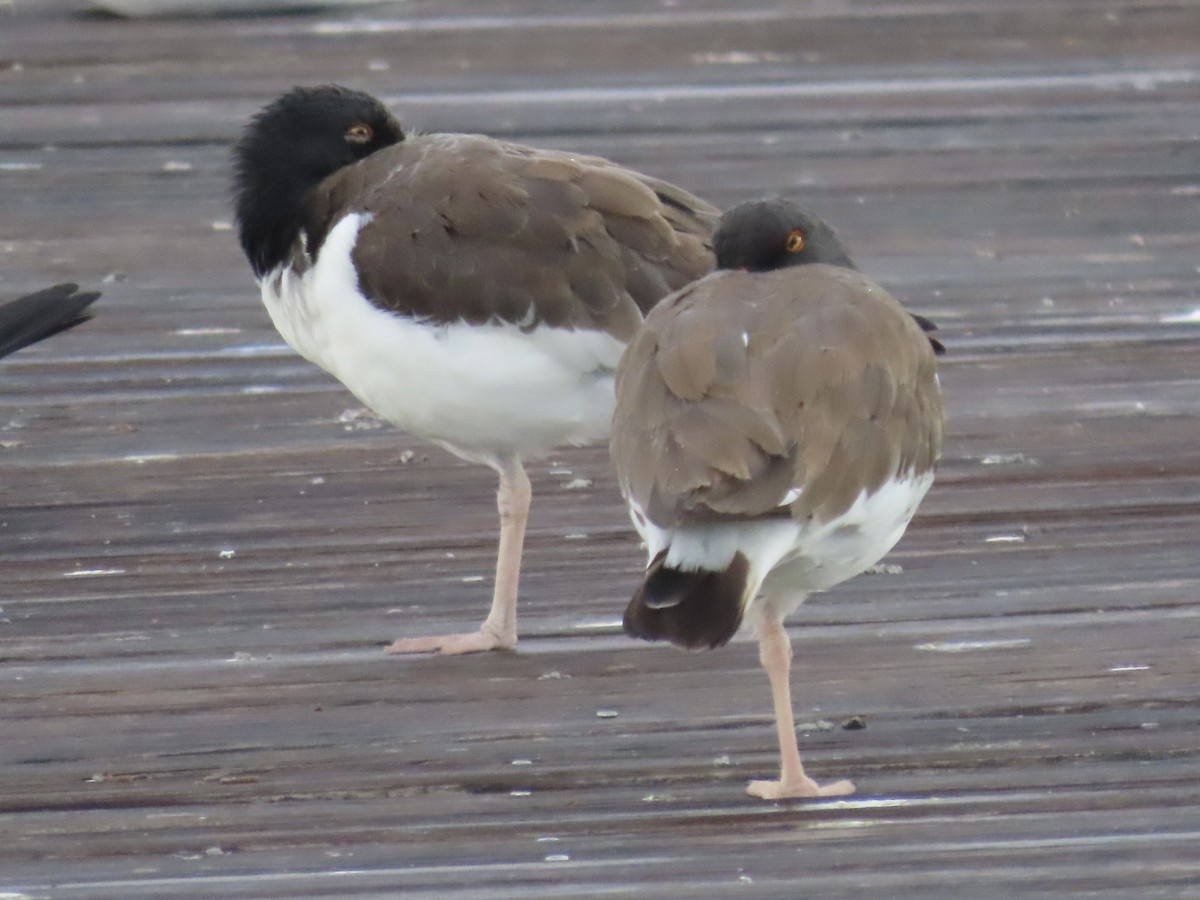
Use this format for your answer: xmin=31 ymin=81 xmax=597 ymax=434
xmin=385 ymin=627 xmax=515 ymax=656
xmin=746 ymin=776 xmax=855 ymax=800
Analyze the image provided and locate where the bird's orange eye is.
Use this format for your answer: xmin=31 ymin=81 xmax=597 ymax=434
xmin=345 ymin=123 xmax=373 ymax=144
xmin=785 ymin=230 xmax=805 ymax=252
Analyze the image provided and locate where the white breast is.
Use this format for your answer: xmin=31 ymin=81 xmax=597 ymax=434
xmin=260 ymin=214 xmax=627 ymax=465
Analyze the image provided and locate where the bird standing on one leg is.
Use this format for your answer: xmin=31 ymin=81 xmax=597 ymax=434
xmin=232 ymin=85 xmax=717 ymax=655
xmin=611 ymin=199 xmax=944 ymax=798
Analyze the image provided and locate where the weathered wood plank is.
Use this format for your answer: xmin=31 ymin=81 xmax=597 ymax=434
xmin=2 ymin=0 xmax=1200 ymax=896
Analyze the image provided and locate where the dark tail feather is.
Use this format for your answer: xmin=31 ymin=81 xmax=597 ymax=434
xmin=0 ymin=284 xmax=100 ymax=361
xmin=909 ymin=312 xmax=946 ymax=356
xmin=623 ymin=550 xmax=750 ymax=650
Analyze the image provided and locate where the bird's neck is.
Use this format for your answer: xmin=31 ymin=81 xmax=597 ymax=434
xmin=235 ymin=167 xmax=320 ymax=279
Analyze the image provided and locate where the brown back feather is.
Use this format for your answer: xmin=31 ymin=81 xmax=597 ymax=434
xmin=303 ymin=134 xmax=718 ymax=342
xmin=611 ymin=264 xmax=944 ymax=530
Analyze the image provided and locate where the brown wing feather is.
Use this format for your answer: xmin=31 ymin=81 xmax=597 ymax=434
xmin=611 ymin=265 xmax=944 ymax=529
xmin=304 ymin=134 xmax=717 ymax=342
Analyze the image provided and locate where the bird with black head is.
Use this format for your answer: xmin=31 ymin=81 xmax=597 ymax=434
xmin=233 ymin=85 xmax=718 ymax=655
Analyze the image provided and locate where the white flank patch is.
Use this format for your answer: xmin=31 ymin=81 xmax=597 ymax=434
xmin=262 ymin=214 xmax=625 ymax=464
xmin=629 ymin=472 xmax=935 ymax=616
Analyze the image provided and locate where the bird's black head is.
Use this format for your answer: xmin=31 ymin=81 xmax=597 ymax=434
xmin=232 ymin=85 xmax=404 ymax=276
xmin=714 ymin=198 xmax=855 ymax=273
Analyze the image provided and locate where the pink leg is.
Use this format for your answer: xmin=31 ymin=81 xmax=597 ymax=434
xmin=386 ymin=457 xmax=529 ymax=656
xmin=746 ymin=609 xmax=855 ymax=800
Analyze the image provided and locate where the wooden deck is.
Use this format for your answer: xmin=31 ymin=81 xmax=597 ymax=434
xmin=3 ymin=1 xmax=1199 ymax=896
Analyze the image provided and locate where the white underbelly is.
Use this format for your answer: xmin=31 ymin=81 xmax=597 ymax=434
xmin=261 ymin=214 xmax=626 ymax=464
xmin=631 ymin=471 xmax=935 ymax=624
xmin=765 ymin=472 xmax=934 ymax=595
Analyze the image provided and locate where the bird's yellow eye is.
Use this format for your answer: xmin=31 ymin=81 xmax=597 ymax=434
xmin=785 ymin=229 xmax=805 ymax=253
xmin=345 ymin=123 xmax=373 ymax=144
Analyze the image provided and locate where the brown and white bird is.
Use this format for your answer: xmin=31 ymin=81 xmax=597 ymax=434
xmin=0 ymin=284 xmax=99 ymax=361
xmin=611 ymin=199 xmax=944 ymax=799
xmin=232 ymin=85 xmax=717 ymax=655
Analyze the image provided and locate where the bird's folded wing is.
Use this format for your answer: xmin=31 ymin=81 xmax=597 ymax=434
xmin=0 ymin=284 xmax=100 ymax=361
xmin=611 ymin=266 xmax=943 ymax=528
xmin=305 ymin=134 xmax=717 ymax=342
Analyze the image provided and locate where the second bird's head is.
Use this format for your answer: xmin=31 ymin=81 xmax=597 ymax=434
xmin=714 ymin=198 xmax=856 ymax=273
